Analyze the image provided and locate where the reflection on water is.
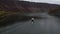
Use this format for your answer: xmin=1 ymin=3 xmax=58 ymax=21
xmin=0 ymin=13 xmax=60 ymax=34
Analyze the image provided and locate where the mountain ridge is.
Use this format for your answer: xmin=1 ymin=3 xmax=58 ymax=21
xmin=0 ymin=1 xmax=60 ymax=13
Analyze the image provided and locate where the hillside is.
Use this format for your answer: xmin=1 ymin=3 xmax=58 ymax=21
xmin=0 ymin=1 xmax=60 ymax=13
xmin=0 ymin=0 xmax=60 ymax=25
xmin=17 ymin=1 xmax=60 ymax=12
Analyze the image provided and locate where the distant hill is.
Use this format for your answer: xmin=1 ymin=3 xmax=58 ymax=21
xmin=0 ymin=1 xmax=60 ymax=13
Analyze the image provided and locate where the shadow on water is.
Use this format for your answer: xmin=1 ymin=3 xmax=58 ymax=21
xmin=0 ymin=16 xmax=31 ymax=27
xmin=0 ymin=14 xmax=46 ymax=27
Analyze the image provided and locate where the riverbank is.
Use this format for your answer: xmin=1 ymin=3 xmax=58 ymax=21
xmin=0 ymin=11 xmax=29 ymax=26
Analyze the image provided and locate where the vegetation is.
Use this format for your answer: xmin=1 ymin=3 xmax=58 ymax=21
xmin=0 ymin=11 xmax=30 ymax=26
xmin=0 ymin=11 xmax=21 ymax=25
xmin=0 ymin=11 xmax=10 ymax=25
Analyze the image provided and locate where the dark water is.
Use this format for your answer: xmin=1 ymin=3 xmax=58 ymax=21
xmin=0 ymin=13 xmax=60 ymax=34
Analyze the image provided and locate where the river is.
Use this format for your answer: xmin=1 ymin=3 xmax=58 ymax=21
xmin=0 ymin=12 xmax=60 ymax=34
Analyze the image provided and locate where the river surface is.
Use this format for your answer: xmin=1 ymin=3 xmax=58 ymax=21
xmin=0 ymin=12 xmax=60 ymax=34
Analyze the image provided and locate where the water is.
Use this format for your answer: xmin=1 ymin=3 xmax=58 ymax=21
xmin=0 ymin=12 xmax=60 ymax=34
